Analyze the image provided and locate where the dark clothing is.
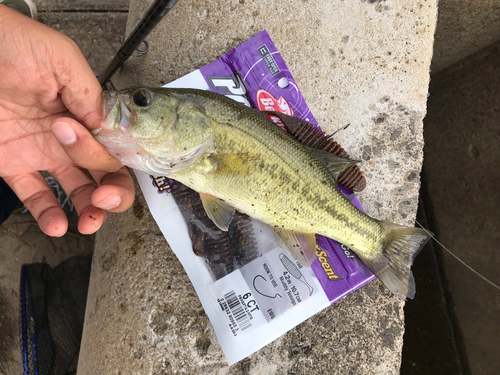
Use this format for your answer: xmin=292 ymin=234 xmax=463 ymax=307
xmin=0 ymin=177 xmax=19 ymax=224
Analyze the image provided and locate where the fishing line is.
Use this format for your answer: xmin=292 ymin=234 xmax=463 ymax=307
xmin=415 ymin=219 xmax=500 ymax=291
xmin=331 ymin=123 xmax=350 ymax=136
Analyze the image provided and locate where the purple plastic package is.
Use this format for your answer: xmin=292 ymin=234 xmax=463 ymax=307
xmin=200 ymin=31 xmax=317 ymax=126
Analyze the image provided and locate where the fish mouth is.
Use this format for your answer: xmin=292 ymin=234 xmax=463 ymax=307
xmin=96 ymin=90 xmax=134 ymax=135
xmin=94 ymin=91 xmax=120 ymax=135
xmin=103 ymin=90 xmax=118 ymax=121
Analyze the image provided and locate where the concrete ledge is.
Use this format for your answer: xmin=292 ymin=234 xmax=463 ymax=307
xmin=78 ymin=1 xmax=437 ymax=373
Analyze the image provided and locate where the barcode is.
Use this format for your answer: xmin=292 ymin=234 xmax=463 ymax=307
xmin=224 ymin=291 xmax=252 ymax=331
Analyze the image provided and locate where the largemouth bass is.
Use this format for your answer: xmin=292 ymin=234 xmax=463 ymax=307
xmin=94 ymin=87 xmax=430 ymax=299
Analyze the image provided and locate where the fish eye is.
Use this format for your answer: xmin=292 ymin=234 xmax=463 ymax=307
xmin=132 ymin=89 xmax=153 ymax=107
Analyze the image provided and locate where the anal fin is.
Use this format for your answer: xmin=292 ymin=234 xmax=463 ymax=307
xmin=273 ymin=228 xmax=317 ymax=267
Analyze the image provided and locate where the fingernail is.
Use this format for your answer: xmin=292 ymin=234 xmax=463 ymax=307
xmin=52 ymin=122 xmax=76 ymax=145
xmin=95 ymin=193 xmax=121 ymax=210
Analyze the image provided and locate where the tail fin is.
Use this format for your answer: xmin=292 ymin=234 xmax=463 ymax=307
xmin=360 ymin=222 xmax=432 ymax=300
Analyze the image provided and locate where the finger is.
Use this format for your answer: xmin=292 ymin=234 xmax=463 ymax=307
xmin=0 ymin=6 xmax=101 ymax=122
xmin=89 ymin=167 xmax=135 ymax=213
xmin=48 ymin=164 xmax=108 ymax=235
xmin=4 ymin=173 xmax=67 ymax=237
xmin=51 ymin=117 xmax=122 ymax=173
xmin=77 ymin=205 xmax=108 ymax=235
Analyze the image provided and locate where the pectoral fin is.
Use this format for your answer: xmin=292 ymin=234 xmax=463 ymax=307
xmin=307 ymin=147 xmax=360 ymax=181
xmin=199 ymin=193 xmax=235 ymax=231
xmin=273 ymin=228 xmax=317 ymax=267
xmin=207 ymin=153 xmax=264 ymax=176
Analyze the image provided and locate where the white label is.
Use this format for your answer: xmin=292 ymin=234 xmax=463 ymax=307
xmin=209 ymin=246 xmax=318 ymax=336
xmin=209 ymin=269 xmax=267 ymax=338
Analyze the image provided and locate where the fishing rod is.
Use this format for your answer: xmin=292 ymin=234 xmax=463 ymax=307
xmin=99 ymin=0 xmax=179 ymax=88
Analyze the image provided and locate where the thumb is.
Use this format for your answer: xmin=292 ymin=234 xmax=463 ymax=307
xmin=51 ymin=117 xmax=122 ymax=173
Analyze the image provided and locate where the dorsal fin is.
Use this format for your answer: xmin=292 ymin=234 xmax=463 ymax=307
xmin=306 ymin=147 xmax=360 ymax=181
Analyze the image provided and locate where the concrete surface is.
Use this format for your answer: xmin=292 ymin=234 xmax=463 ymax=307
xmin=34 ymin=0 xmax=129 ymax=11
xmin=432 ymin=0 xmax=500 ymax=73
xmin=78 ymin=1 xmax=438 ymax=374
xmin=38 ymin=12 xmax=128 ymax=77
xmin=421 ymin=41 xmax=500 ymax=375
xmin=0 ymin=4 xmax=127 ymax=374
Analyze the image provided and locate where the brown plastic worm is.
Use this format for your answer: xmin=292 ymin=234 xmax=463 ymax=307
xmin=261 ymin=111 xmax=366 ymax=192
xmin=171 ymin=181 xmax=259 ymax=278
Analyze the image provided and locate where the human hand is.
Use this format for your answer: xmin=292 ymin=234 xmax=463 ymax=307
xmin=0 ymin=5 xmax=135 ymax=236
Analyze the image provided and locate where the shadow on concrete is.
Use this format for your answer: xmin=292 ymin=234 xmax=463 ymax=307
xmin=401 ymin=176 xmax=470 ymax=375
xmin=403 ymin=40 xmax=500 ymax=375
